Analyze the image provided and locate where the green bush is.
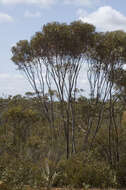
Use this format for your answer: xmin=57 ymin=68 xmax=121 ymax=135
xmin=53 ymin=154 xmax=117 ymax=188
xmin=0 ymin=158 xmax=45 ymax=190
xmin=117 ymin=157 xmax=126 ymax=187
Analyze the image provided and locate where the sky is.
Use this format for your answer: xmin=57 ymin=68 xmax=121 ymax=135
xmin=0 ymin=0 xmax=126 ymax=96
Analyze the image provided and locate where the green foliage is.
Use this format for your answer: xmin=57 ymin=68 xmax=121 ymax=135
xmin=0 ymin=156 xmax=45 ymax=190
xmin=0 ymin=93 xmax=125 ymax=189
xmin=117 ymin=157 xmax=126 ymax=187
xmin=52 ymin=153 xmax=117 ymax=188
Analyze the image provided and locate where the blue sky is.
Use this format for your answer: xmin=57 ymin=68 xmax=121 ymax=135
xmin=0 ymin=0 xmax=126 ymax=96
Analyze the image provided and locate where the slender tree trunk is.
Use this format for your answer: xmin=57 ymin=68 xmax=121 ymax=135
xmin=66 ymin=107 xmax=70 ymax=159
xmin=71 ymin=102 xmax=76 ymax=154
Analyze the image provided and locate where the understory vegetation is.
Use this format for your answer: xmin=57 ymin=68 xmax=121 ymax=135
xmin=1 ymin=21 xmax=126 ymax=189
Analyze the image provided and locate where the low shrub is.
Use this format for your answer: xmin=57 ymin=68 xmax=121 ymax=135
xmin=53 ymin=154 xmax=117 ymax=188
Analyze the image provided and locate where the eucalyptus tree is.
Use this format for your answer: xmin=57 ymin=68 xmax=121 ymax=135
xmin=86 ymin=30 xmax=126 ymax=168
xmin=11 ymin=21 xmax=95 ymax=158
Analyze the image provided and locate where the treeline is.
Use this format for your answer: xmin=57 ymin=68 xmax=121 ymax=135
xmin=1 ymin=21 xmax=126 ymax=189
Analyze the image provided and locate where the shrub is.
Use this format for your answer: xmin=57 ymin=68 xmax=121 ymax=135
xmin=117 ymin=157 xmax=126 ymax=187
xmin=0 ymin=181 xmax=10 ymax=190
xmin=53 ymin=154 xmax=117 ymax=188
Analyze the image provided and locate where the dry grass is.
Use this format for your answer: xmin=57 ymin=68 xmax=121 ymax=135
xmin=0 ymin=183 xmax=126 ymax=190
xmin=24 ymin=188 xmax=126 ymax=190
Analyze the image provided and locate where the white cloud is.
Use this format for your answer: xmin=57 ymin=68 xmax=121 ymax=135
xmin=0 ymin=12 xmax=13 ymax=23
xmin=1 ymin=0 xmax=55 ymax=7
xmin=76 ymin=8 xmax=88 ymax=17
xmin=0 ymin=74 xmax=23 ymax=79
xmin=24 ymin=10 xmax=41 ymax=18
xmin=0 ymin=73 xmax=32 ymax=96
xmin=64 ymin=0 xmax=99 ymax=7
xmin=1 ymin=0 xmax=99 ymax=7
xmin=79 ymin=6 xmax=126 ymax=31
